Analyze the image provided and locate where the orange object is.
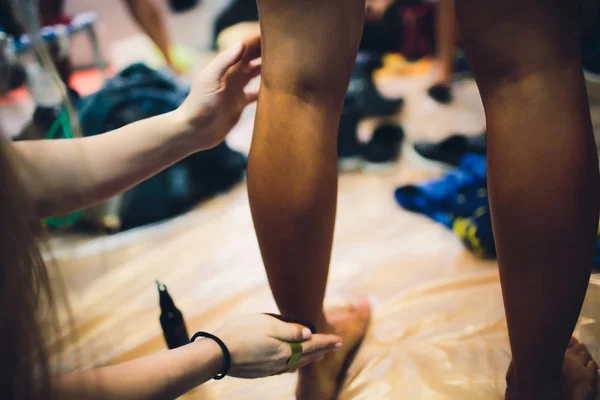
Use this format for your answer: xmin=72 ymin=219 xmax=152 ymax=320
xmin=374 ymin=53 xmax=433 ymax=79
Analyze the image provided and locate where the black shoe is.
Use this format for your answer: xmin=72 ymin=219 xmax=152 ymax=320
xmin=427 ymin=83 xmax=453 ymax=104
xmin=338 ymin=97 xmax=364 ymax=172
xmin=410 ymin=132 xmax=486 ymax=170
xmin=362 ymin=123 xmax=404 ymax=172
xmin=347 ymin=52 xmax=404 ymax=117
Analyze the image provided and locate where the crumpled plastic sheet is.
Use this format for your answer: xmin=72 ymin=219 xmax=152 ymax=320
xmin=52 ymin=171 xmax=600 ymax=399
xmin=50 ymin=76 xmax=600 ymax=399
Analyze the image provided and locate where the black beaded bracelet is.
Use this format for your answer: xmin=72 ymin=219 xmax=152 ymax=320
xmin=190 ymin=331 xmax=231 ymax=380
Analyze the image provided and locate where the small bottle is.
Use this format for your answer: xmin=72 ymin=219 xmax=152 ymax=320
xmin=157 ymin=281 xmax=189 ymax=349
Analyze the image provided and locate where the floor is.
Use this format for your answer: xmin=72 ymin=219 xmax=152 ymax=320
xmin=4 ymin=2 xmax=600 ymax=398
xmin=65 ymin=0 xmax=231 ymax=65
xmin=49 ymin=72 xmax=600 ymax=400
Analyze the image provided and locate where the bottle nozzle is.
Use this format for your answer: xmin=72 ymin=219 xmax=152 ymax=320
xmin=157 ymin=280 xmax=175 ymax=310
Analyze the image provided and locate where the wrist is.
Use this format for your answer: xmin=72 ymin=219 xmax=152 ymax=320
xmin=171 ymin=104 xmax=214 ymax=152
xmin=190 ymin=337 xmax=225 ymax=379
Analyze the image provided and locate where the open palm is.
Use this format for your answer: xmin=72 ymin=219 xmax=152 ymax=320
xmin=180 ymin=35 xmax=262 ymax=150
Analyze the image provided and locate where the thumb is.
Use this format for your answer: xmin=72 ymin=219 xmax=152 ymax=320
xmin=206 ymin=42 xmax=245 ymax=81
xmin=267 ymin=318 xmax=313 ymax=343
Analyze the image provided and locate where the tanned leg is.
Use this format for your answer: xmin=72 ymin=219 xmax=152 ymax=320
xmin=123 ymin=0 xmax=180 ymax=72
xmin=455 ymin=0 xmax=599 ymax=398
xmin=436 ymin=0 xmax=458 ymax=86
xmin=428 ymin=0 xmax=458 ymax=103
xmin=247 ymin=1 xmax=370 ymax=399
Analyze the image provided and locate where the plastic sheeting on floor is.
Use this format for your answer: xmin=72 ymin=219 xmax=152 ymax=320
xmin=51 ymin=169 xmax=600 ymax=399
xmin=49 ymin=76 xmax=600 ymax=399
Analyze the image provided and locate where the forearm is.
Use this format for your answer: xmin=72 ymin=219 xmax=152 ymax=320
xmin=13 ymin=110 xmax=197 ymax=218
xmin=54 ymin=340 xmax=222 ymax=400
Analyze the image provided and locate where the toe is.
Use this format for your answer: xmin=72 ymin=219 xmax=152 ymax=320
xmin=586 ymin=360 xmax=598 ymax=372
xmin=569 ymin=337 xmax=579 ymax=348
xmin=356 ymin=297 xmax=371 ymax=322
xmin=573 ymin=343 xmax=589 ymax=356
xmin=580 ymin=352 xmax=593 ymax=364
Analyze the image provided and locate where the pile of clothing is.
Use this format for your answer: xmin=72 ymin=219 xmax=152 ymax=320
xmin=395 ymin=133 xmax=600 ymax=268
xmin=35 ymin=63 xmax=246 ymax=232
xmin=397 ymin=135 xmax=600 ymax=266
xmin=84 ymin=64 xmax=246 ymax=231
xmin=395 ymin=152 xmax=495 ymax=258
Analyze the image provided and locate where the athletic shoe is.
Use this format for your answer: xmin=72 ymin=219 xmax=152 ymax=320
xmin=361 ymin=123 xmax=404 ymax=172
xmin=408 ymin=132 xmax=486 ymax=171
xmin=347 ymin=52 xmax=404 ymax=117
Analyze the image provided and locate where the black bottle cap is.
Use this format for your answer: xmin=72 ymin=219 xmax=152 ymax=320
xmin=157 ymin=280 xmax=176 ymax=311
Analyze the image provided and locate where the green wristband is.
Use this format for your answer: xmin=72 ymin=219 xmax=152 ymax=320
xmin=286 ymin=342 xmax=303 ymax=368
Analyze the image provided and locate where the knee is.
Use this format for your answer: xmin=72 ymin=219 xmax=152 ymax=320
xmin=456 ymin=0 xmax=580 ymax=88
xmin=291 ymin=75 xmax=344 ymax=105
xmin=262 ymin=65 xmax=350 ymax=106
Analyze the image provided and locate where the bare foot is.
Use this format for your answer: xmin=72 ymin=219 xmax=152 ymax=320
xmin=561 ymin=338 xmax=598 ymax=400
xmin=296 ymin=298 xmax=371 ymax=400
xmin=505 ymin=338 xmax=598 ymax=400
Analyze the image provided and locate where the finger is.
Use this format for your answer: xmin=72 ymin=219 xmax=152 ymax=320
xmin=282 ymin=348 xmax=331 ymax=374
xmin=580 ymin=350 xmax=593 ymax=364
xmin=268 ymin=318 xmax=312 ymax=342
xmin=246 ymin=60 xmax=262 ymax=81
xmin=298 ymin=349 xmax=332 ymax=363
xmin=270 ymin=368 xmax=289 ymax=377
xmin=297 ymin=343 xmax=341 ymax=363
xmin=245 ymin=88 xmax=259 ymax=104
xmin=586 ymin=360 xmax=598 ymax=371
xmin=263 ymin=314 xmax=316 ymax=334
xmin=294 ymin=354 xmax=326 ymax=370
xmin=300 ymin=334 xmax=343 ymax=354
xmin=206 ymin=41 xmax=245 ymax=80
xmin=573 ymin=343 xmax=588 ymax=356
xmin=225 ymin=59 xmax=260 ymax=92
xmin=241 ymin=34 xmax=261 ymax=63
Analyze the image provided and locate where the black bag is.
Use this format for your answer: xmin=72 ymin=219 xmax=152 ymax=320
xmin=79 ymin=63 xmax=246 ymax=231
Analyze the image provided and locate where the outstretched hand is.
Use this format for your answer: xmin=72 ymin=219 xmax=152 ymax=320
xmin=214 ymin=314 xmax=342 ymax=379
xmin=178 ymin=34 xmax=262 ymax=150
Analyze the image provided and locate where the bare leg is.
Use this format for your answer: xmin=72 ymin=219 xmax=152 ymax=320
xmin=248 ymin=1 xmax=370 ymax=398
xmin=436 ymin=0 xmax=457 ymax=85
xmin=122 ymin=0 xmax=180 ymax=72
xmin=428 ymin=0 xmax=458 ymax=104
xmin=455 ymin=0 xmax=599 ymax=398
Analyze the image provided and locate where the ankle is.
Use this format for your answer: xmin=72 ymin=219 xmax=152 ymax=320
xmin=314 ymin=312 xmax=333 ymax=334
xmin=506 ymin=383 xmax=561 ymax=400
xmin=506 ymin=365 xmax=561 ymax=400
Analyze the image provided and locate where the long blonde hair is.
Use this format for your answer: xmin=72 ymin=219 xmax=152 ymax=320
xmin=0 ymin=142 xmax=62 ymax=399
xmin=1 ymin=0 xmax=74 ymax=397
